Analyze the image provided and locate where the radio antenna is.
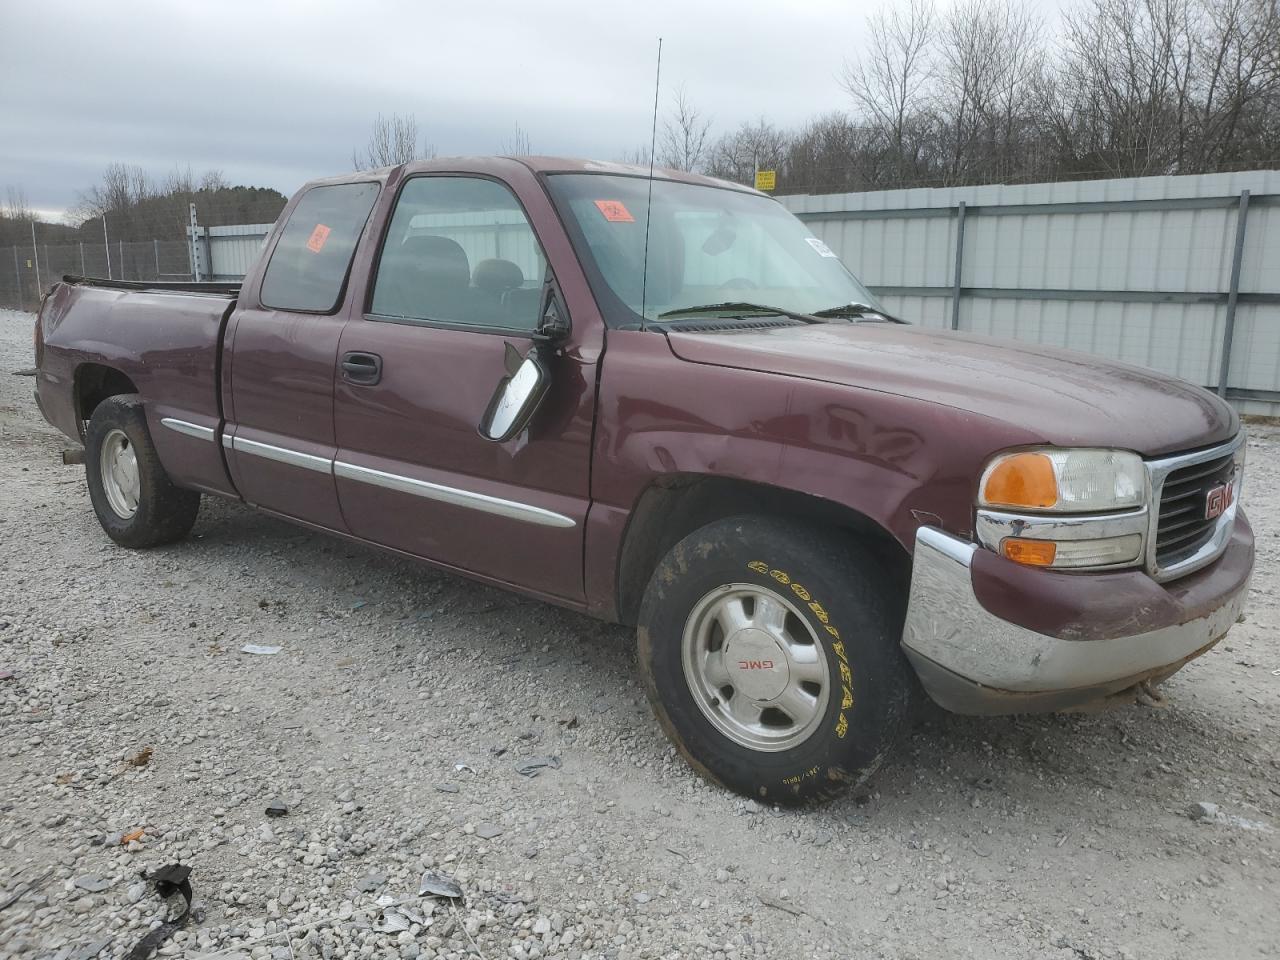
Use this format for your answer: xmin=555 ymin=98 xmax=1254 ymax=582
xmin=638 ymin=37 xmax=663 ymax=330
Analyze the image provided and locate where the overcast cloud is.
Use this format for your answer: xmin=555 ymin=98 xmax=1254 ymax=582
xmin=1 ymin=0 xmax=1069 ymax=220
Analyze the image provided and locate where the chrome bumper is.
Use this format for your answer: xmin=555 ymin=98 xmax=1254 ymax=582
xmin=901 ymin=527 xmax=1250 ymax=715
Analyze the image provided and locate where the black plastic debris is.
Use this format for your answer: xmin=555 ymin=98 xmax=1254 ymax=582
xmin=418 ymin=870 xmax=463 ymax=899
xmin=514 ymin=755 xmax=561 ymax=778
xmin=265 ymin=799 xmax=288 ymax=818
xmin=124 ymin=864 xmax=193 ymax=960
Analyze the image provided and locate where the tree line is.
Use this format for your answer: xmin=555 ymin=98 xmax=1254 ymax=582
xmin=353 ymin=0 xmax=1278 ymax=194
xmin=667 ymin=0 xmax=1279 ymax=194
xmin=0 ymin=166 xmax=288 ymax=248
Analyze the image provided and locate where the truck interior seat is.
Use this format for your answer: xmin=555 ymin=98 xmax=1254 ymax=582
xmin=396 ymin=235 xmax=472 ymax=321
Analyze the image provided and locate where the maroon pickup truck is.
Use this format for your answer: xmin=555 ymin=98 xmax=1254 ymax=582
xmin=33 ymin=157 xmax=1253 ymax=802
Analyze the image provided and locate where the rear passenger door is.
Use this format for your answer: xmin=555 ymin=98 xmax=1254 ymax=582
xmin=223 ymin=181 xmax=379 ymax=530
xmin=332 ymin=174 xmax=598 ymax=603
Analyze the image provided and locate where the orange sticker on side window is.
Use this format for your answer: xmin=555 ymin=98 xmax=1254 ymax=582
xmin=593 ymin=200 xmax=635 ymax=222
xmin=306 ymin=223 xmax=331 ymax=253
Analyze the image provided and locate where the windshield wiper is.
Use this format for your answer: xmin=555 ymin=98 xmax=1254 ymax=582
xmin=656 ymin=301 xmax=818 ymax=323
xmin=809 ymin=302 xmax=903 ymax=323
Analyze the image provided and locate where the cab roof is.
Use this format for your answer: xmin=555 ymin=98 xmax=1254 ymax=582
xmin=301 ymin=156 xmax=765 ymax=198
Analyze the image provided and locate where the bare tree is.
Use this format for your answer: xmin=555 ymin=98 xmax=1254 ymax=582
xmin=658 ymin=86 xmax=713 ymax=171
xmin=704 ymin=120 xmax=789 ymax=185
xmin=617 ymin=145 xmax=653 ymax=166
xmin=352 ymin=113 xmax=435 ymax=170
xmin=841 ymin=0 xmax=936 ymax=181
xmin=931 ymin=0 xmax=1043 ymax=183
xmin=3 ymin=186 xmax=32 ymax=222
xmin=199 ymin=169 xmax=229 ymax=192
xmin=500 ymin=122 xmax=534 ymax=156
xmin=71 ymin=163 xmax=154 ymax=221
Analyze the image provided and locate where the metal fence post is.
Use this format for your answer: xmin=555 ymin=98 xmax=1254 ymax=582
xmin=12 ymin=247 xmax=22 ymax=311
xmin=950 ymin=201 xmax=966 ymax=330
xmin=189 ymin=203 xmax=203 ymax=282
xmin=1217 ymin=190 xmax=1251 ymax=399
xmin=79 ymin=242 xmax=85 ymax=276
xmin=103 ymin=215 xmax=112 ymax=280
xmin=154 ymin=239 xmax=160 ymax=279
xmin=119 ymin=240 xmax=125 ymax=281
xmin=30 ymin=221 xmax=41 ymax=299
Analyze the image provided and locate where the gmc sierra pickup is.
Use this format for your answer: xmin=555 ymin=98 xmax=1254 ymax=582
xmin=33 ymin=157 xmax=1253 ymax=802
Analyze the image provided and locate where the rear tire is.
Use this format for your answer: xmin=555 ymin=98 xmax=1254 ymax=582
xmin=637 ymin=515 xmax=912 ymax=804
xmin=84 ymin=395 xmax=200 ymax=548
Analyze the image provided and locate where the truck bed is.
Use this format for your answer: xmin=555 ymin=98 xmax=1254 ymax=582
xmin=61 ymin=274 xmax=241 ymax=297
xmin=35 ymin=275 xmax=241 ymax=499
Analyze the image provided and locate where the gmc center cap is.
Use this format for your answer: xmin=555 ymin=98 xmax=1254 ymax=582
xmin=724 ymin=627 xmax=789 ymax=701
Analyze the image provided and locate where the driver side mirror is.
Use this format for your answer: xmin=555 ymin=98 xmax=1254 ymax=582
xmin=479 ymin=341 xmax=552 ymax=442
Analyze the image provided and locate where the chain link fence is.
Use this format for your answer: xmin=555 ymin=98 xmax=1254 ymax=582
xmin=0 ymin=239 xmax=194 ymax=312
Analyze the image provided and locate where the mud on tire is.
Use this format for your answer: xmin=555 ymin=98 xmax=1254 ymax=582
xmin=84 ymin=395 xmax=200 ymax=548
xmin=637 ymin=515 xmax=913 ymax=804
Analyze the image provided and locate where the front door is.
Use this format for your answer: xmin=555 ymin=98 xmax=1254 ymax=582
xmin=224 ymin=181 xmax=379 ymax=530
xmin=332 ymin=173 xmax=598 ymax=603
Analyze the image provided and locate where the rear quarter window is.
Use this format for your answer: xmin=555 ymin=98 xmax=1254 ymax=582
xmin=260 ymin=182 xmax=380 ymax=313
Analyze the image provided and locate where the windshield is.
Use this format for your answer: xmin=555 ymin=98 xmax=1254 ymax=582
xmin=545 ymin=174 xmax=882 ymax=324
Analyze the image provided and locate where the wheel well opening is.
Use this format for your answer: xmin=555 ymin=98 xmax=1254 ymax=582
xmin=615 ymin=476 xmax=910 ymax=626
xmin=75 ymin=364 xmax=139 ymax=426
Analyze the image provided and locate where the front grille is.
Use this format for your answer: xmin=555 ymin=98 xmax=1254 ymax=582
xmin=1155 ymin=452 xmax=1235 ymax=566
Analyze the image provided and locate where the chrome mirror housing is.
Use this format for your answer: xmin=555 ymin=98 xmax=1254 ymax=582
xmin=479 ymin=342 xmax=551 ymax=442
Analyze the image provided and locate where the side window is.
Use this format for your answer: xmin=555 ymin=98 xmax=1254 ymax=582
xmin=370 ymin=177 xmax=548 ymax=331
xmin=260 ymin=182 xmax=379 ymax=313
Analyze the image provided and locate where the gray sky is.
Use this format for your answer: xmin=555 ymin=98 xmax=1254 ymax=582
xmin=1 ymin=0 xmax=1064 ymax=221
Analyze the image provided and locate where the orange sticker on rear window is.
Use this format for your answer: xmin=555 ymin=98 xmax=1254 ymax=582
xmin=593 ymin=200 xmax=635 ymax=222
xmin=306 ymin=223 xmax=331 ymax=253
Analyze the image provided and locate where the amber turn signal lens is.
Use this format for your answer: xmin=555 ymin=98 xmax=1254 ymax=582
xmin=982 ymin=452 xmax=1059 ymax=509
xmin=1002 ymin=538 xmax=1057 ymax=566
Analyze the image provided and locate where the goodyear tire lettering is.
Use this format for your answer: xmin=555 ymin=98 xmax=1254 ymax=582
xmin=746 ymin=561 xmax=852 ymax=741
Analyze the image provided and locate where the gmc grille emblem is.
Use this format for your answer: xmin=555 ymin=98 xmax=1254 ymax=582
xmin=737 ymin=659 xmax=775 ymax=670
xmin=1204 ymin=483 xmax=1234 ymax=520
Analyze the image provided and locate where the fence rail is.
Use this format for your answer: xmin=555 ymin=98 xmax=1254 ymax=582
xmin=780 ymin=169 xmax=1280 ymax=415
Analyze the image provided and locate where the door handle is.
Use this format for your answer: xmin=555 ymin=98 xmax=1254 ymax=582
xmin=341 ymin=351 xmax=382 ymax=385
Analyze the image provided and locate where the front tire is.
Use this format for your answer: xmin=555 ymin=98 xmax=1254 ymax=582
xmin=637 ymin=516 xmax=912 ymax=803
xmin=84 ymin=395 xmax=200 ymax=548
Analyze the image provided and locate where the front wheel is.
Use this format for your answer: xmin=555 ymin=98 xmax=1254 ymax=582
xmin=637 ymin=516 xmax=913 ymax=803
xmin=84 ymin=395 xmax=200 ymax=548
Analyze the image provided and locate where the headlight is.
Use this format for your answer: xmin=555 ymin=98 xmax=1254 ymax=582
xmin=977 ymin=447 xmax=1149 ymax=570
xmin=980 ymin=449 xmax=1145 ymax=513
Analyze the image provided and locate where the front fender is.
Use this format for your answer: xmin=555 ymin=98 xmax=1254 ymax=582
xmin=584 ymin=330 xmax=1043 ymax=617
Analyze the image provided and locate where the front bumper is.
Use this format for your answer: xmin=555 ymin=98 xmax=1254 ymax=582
xmin=901 ymin=514 xmax=1253 ymax=715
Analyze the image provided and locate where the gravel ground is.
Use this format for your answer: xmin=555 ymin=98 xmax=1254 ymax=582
xmin=1 ymin=306 xmax=1278 ymax=960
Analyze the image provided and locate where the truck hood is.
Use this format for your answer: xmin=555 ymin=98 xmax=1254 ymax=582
xmin=665 ymin=322 xmax=1237 ymax=458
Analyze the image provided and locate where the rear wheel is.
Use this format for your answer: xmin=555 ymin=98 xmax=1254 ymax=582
xmin=637 ymin=516 xmax=912 ymax=803
xmin=84 ymin=395 xmax=200 ymax=548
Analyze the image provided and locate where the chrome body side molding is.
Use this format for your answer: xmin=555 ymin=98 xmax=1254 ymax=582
xmin=230 ymin=435 xmax=333 ymax=474
xmin=160 ymin=417 xmax=216 ymax=442
xmin=333 ymin=460 xmax=576 ymax=529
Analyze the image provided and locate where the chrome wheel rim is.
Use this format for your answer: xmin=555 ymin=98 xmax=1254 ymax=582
xmin=681 ymin=583 xmax=831 ymax=752
xmin=100 ymin=429 xmax=140 ymax=519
